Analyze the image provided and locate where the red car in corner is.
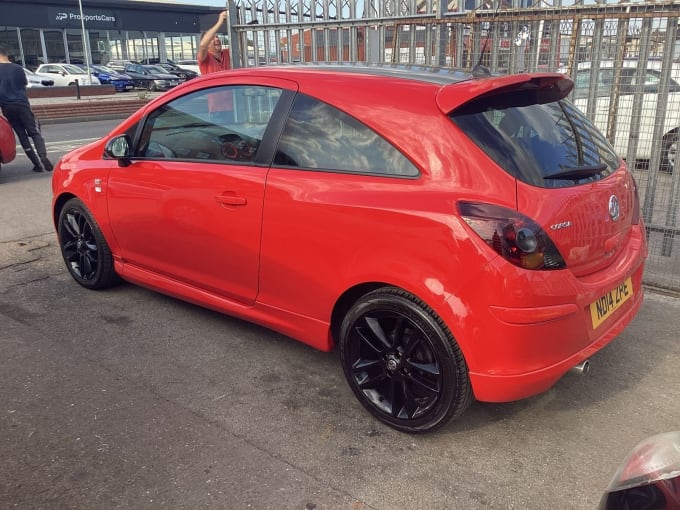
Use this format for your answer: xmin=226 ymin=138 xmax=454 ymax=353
xmin=0 ymin=114 xmax=17 ymax=173
xmin=51 ymin=64 xmax=647 ymax=432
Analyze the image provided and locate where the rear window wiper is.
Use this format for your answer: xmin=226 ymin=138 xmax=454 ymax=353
xmin=544 ymin=164 xmax=607 ymax=180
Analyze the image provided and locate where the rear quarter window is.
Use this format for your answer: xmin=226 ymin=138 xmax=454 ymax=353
xmin=274 ymin=93 xmax=419 ymax=177
xmin=450 ymin=99 xmax=620 ymax=188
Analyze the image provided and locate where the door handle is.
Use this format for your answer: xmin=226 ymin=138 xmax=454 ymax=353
xmin=215 ymin=193 xmax=247 ymax=206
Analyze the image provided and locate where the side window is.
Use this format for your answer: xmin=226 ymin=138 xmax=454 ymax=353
xmin=135 ymin=85 xmax=282 ymax=163
xmin=274 ymin=93 xmax=419 ymax=177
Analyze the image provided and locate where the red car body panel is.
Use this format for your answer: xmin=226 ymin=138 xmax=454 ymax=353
xmin=51 ymin=66 xmax=647 ymax=405
xmin=0 ymin=115 xmax=16 ymax=164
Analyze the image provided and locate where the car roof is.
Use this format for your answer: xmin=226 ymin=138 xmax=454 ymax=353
xmin=190 ymin=64 xmax=569 ymax=114
xmin=246 ymin=63 xmax=476 ymax=86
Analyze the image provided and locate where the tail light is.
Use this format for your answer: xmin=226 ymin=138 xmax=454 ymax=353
xmin=458 ymin=201 xmax=566 ymax=270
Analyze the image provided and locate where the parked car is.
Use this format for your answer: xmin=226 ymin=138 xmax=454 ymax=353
xmin=23 ymin=67 xmax=54 ymax=87
xmin=35 ymin=63 xmax=100 ymax=86
xmin=51 ymin=65 xmax=647 ymax=433
xmin=570 ymin=61 xmax=680 ymax=173
xmin=153 ymin=62 xmax=199 ymax=82
xmin=138 ymin=58 xmax=198 ymax=79
xmin=105 ymin=59 xmax=138 ymax=72
xmin=173 ymin=59 xmax=201 ymax=75
xmin=123 ymin=63 xmax=180 ymax=91
xmin=0 ymin=114 xmax=17 ymax=173
xmin=78 ymin=64 xmax=135 ymax=92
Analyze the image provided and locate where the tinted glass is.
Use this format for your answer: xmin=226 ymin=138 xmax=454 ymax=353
xmin=274 ymin=93 xmax=419 ymax=177
xmin=135 ymin=85 xmax=282 ymax=163
xmin=451 ymin=100 xmax=620 ymax=188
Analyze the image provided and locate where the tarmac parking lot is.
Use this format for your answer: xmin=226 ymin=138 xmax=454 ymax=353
xmin=1 ymin=123 xmax=679 ymax=509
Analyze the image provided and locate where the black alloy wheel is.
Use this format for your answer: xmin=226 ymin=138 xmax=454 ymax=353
xmin=340 ymin=287 xmax=472 ymax=433
xmin=57 ymin=198 xmax=119 ymax=290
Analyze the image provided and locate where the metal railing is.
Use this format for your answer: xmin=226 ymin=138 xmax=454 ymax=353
xmin=229 ymin=0 xmax=680 ymax=293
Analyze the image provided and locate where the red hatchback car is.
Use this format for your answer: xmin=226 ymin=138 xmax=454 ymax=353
xmin=51 ymin=64 xmax=647 ymax=432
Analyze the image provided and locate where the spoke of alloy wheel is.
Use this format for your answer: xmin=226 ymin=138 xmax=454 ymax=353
xmin=401 ymin=378 xmax=420 ymax=418
xmin=64 ymin=213 xmax=80 ymax=238
xmin=62 ymin=240 xmax=78 ymax=259
xmin=389 ymin=376 xmax=407 ymax=418
xmin=392 ymin=316 xmax=406 ymax=346
xmin=355 ymin=320 xmax=388 ymax=354
xmin=404 ymin=370 xmax=440 ymax=396
xmin=365 ymin=316 xmax=392 ymax=349
xmin=357 ymin=369 xmax=387 ymax=390
xmin=82 ymin=251 xmax=95 ymax=277
xmin=402 ymin=329 xmax=424 ymax=357
xmin=352 ymin=358 xmax=382 ymax=372
xmin=405 ymin=359 xmax=440 ymax=376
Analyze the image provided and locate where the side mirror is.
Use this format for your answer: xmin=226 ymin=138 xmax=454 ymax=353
xmin=104 ymin=134 xmax=132 ymax=167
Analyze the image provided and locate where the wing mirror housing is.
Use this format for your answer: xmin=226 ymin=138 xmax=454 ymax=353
xmin=104 ymin=134 xmax=132 ymax=167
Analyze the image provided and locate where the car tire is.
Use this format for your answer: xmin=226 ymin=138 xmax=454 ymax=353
xmin=661 ymin=130 xmax=678 ymax=174
xmin=339 ymin=287 xmax=472 ymax=433
xmin=149 ymin=82 xmax=157 ymax=92
xmin=57 ymin=198 xmax=120 ymax=290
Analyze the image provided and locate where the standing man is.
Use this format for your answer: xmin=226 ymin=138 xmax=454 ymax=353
xmin=198 ymin=10 xmax=231 ymax=75
xmin=0 ymin=46 xmax=53 ymax=173
xmin=197 ymin=11 xmax=234 ymax=123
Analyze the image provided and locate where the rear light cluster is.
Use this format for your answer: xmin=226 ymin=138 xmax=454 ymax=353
xmin=458 ymin=201 xmax=566 ymax=270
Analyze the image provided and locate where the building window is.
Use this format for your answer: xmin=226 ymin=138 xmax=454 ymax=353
xmin=20 ymin=29 xmax=42 ymax=70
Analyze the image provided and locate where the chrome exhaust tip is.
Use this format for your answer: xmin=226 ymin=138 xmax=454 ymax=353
xmin=570 ymin=360 xmax=590 ymax=376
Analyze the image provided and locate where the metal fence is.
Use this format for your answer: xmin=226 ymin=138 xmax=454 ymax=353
xmin=227 ymin=0 xmax=680 ymax=293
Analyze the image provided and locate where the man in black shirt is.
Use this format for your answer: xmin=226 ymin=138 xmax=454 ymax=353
xmin=0 ymin=46 xmax=53 ymax=172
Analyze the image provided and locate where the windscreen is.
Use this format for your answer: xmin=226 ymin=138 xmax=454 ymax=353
xmin=450 ymin=98 xmax=620 ymax=188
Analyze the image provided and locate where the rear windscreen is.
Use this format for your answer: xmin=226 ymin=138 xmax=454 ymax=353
xmin=450 ymin=99 xmax=620 ymax=188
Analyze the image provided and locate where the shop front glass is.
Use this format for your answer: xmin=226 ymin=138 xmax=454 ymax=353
xmin=0 ymin=27 xmax=21 ymax=64
xmin=44 ymin=29 xmax=66 ymax=63
xmin=20 ymin=29 xmax=42 ymax=70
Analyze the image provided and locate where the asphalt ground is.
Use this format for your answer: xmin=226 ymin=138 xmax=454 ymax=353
xmin=0 ymin=121 xmax=679 ymax=509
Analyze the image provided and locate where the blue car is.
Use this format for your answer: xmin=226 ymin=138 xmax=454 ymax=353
xmin=79 ymin=64 xmax=135 ymax=92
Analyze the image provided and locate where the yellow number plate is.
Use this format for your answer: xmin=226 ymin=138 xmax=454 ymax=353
xmin=590 ymin=277 xmax=634 ymax=329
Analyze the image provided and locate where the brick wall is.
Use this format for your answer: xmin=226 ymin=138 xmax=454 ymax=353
xmin=27 ymin=85 xmax=116 ymax=99
xmin=32 ymin=99 xmax=151 ymax=123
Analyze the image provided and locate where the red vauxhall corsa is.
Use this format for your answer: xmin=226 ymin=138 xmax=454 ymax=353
xmin=51 ymin=64 xmax=647 ymax=433
xmin=0 ymin=114 xmax=17 ymax=172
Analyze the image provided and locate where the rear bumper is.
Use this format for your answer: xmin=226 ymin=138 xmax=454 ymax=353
xmin=446 ymin=224 xmax=647 ymax=402
xmin=469 ymin=282 xmax=644 ymax=402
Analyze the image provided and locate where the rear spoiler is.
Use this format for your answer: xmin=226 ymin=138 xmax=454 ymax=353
xmin=436 ymin=73 xmax=574 ymax=115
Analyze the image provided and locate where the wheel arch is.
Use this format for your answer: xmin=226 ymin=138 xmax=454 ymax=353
xmin=330 ymin=282 xmax=386 ymax=347
xmin=52 ymin=192 xmax=78 ymax=231
xmin=329 ymin=280 xmax=469 ymax=358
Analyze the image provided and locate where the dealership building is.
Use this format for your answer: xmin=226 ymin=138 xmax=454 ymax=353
xmin=0 ymin=0 xmax=221 ymax=69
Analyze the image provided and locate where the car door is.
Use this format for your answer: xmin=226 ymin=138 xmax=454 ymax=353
xmin=106 ymin=80 xmax=296 ymax=304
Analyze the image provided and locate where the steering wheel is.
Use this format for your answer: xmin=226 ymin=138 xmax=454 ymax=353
xmin=220 ymin=134 xmax=256 ymax=161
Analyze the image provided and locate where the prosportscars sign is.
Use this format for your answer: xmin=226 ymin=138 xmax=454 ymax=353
xmin=47 ymin=7 xmax=120 ymax=29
